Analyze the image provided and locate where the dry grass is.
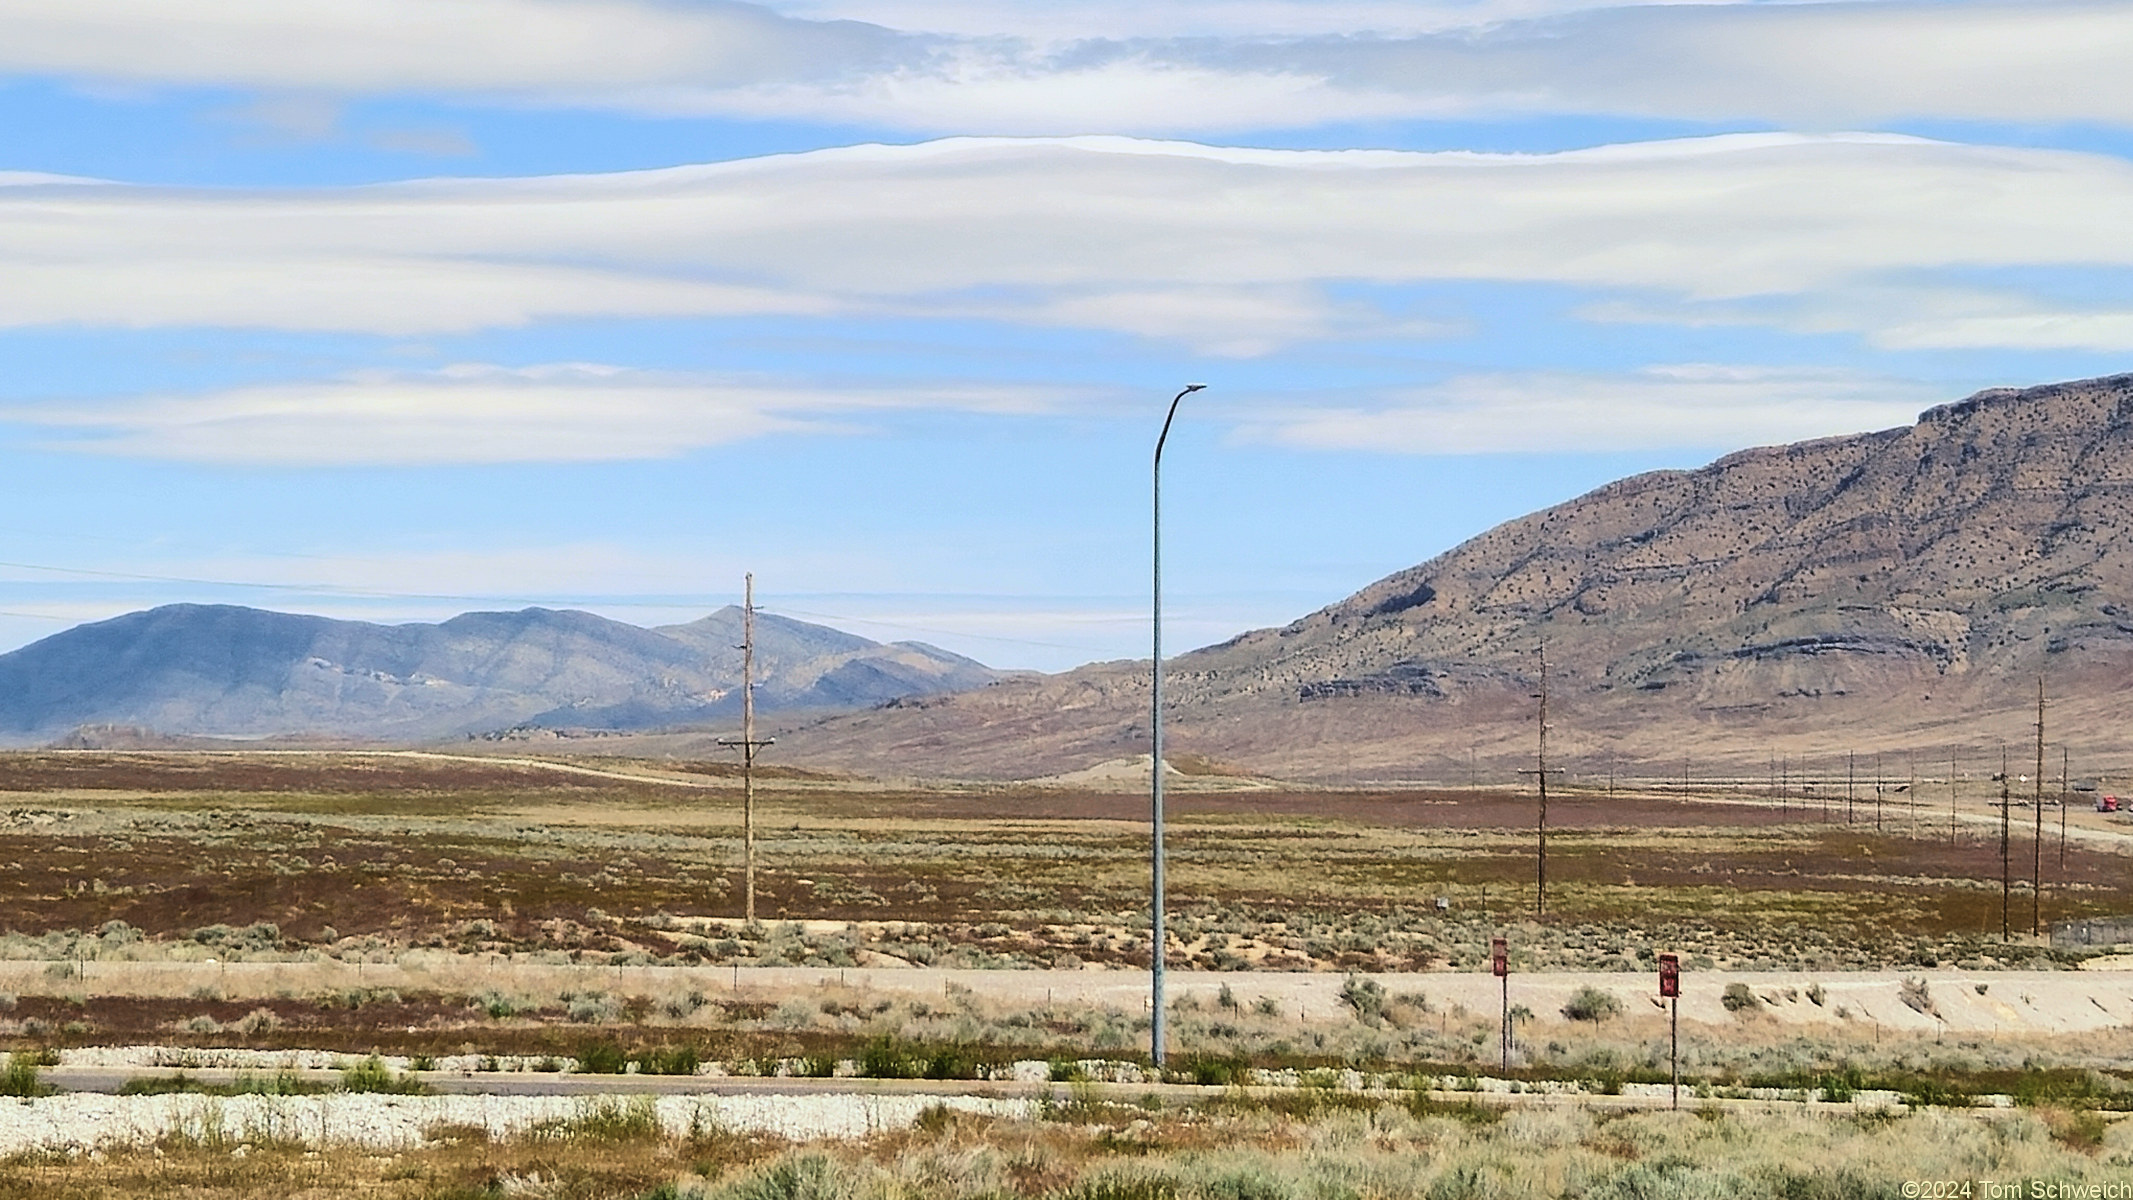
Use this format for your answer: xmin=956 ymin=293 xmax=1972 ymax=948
xmin=2 ymin=1087 xmax=2129 ymax=1198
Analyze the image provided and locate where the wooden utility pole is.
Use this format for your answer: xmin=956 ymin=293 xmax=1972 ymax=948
xmin=717 ymin=575 xmax=776 ymax=926
xmin=1908 ymin=753 xmax=1917 ymax=832
xmin=2033 ymin=677 xmax=2046 ymax=939
xmin=1949 ymin=750 xmax=1958 ymax=845
xmin=2060 ymin=747 xmax=2071 ymax=871
xmin=1874 ymin=753 xmax=1883 ymax=832
xmin=1847 ymin=752 xmax=1856 ymax=825
xmin=2000 ymin=748 xmax=2012 ymax=943
xmin=1529 ymin=642 xmax=1554 ymax=916
xmin=1517 ymin=641 xmax=1565 ymax=916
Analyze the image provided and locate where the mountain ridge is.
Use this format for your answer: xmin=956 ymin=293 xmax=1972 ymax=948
xmin=0 ymin=602 xmax=1002 ymax=745
xmin=774 ymin=372 xmax=2133 ymax=780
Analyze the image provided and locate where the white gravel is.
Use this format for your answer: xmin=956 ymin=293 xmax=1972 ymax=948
xmin=0 ymin=1091 xmax=1034 ymax=1153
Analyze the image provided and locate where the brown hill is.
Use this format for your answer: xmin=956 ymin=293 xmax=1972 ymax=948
xmin=779 ymin=373 xmax=2133 ymax=782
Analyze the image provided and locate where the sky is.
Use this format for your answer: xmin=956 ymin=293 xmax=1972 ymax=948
xmin=3 ymin=1 xmax=2132 ymax=671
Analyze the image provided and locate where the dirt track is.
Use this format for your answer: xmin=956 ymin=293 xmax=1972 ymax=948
xmin=7 ymin=957 xmax=2131 ymax=1036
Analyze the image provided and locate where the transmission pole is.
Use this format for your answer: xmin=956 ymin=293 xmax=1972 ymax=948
xmin=2000 ymin=748 xmax=2012 ymax=944
xmin=1908 ymin=753 xmax=1917 ymax=832
xmin=2060 ymin=746 xmax=2070 ymax=871
xmin=1519 ymin=640 xmax=1561 ymax=916
xmin=1874 ymin=753 xmax=1883 ymax=832
xmin=717 ymin=574 xmax=776 ymax=926
xmin=1847 ymin=752 xmax=1855 ymax=825
xmin=2033 ymin=677 xmax=2046 ymax=939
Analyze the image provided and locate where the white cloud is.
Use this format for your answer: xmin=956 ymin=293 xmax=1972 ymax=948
xmin=3 ymin=0 xmax=2132 ymax=132
xmin=0 ymin=0 xmax=916 ymax=95
xmin=1233 ymin=365 xmax=1941 ymax=454
xmin=11 ymin=364 xmax=1073 ymax=465
xmin=6 ymin=133 xmax=2133 ymax=351
xmin=766 ymin=0 xmax=1685 ymax=41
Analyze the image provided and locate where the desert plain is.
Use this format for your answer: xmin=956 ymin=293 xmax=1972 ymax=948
xmin=0 ymin=749 xmax=2129 ymax=1196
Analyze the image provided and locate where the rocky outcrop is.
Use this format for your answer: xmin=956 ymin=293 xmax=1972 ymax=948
xmin=781 ymin=373 xmax=2133 ymax=780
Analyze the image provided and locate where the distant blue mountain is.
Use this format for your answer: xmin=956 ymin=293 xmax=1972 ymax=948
xmin=0 ymin=603 xmax=999 ymax=744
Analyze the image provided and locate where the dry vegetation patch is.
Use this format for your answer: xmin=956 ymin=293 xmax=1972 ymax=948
xmin=3 ymin=1089 xmax=2130 ymax=1198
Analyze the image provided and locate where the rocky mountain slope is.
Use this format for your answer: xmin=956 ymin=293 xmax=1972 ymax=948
xmin=780 ymin=373 xmax=2133 ymax=781
xmin=0 ymin=604 xmax=999 ymax=744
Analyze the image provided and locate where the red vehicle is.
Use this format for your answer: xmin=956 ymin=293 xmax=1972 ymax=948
xmin=2099 ymin=795 xmax=2120 ymax=813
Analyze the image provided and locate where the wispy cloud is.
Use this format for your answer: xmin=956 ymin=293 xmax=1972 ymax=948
xmin=6 ymin=134 xmax=2133 ymax=352
xmin=0 ymin=0 xmax=919 ymax=97
xmin=767 ymin=0 xmax=1687 ymax=41
xmin=12 ymin=363 xmax=1075 ymax=465
xmin=1232 ymin=365 xmax=1941 ymax=454
xmin=3 ymin=1 xmax=2131 ymax=132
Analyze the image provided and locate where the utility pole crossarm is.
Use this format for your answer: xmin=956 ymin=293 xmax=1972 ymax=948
xmin=718 ymin=574 xmax=771 ymax=927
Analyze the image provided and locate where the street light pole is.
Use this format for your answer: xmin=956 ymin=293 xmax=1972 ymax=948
xmin=1150 ymin=382 xmax=1205 ymax=1069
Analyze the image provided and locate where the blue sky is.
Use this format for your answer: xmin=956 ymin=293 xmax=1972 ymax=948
xmin=2 ymin=1 xmax=2132 ymax=670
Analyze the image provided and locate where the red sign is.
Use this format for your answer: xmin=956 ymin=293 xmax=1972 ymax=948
xmin=1658 ymin=953 xmax=1679 ymax=998
xmin=1491 ymin=937 xmax=1508 ymax=978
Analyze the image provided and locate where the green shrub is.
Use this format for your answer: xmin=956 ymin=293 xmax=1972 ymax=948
xmin=1817 ymin=1067 xmax=1863 ymax=1103
xmin=1178 ymin=1055 xmax=1244 ymax=1087
xmin=577 ymin=1041 xmax=630 ymax=1075
xmin=859 ymin=1038 xmax=915 ymax=1079
xmin=0 ymin=1054 xmax=51 ymax=1098
xmin=342 ymin=1054 xmax=426 ymax=1094
xmin=636 ymin=1045 xmax=702 ymax=1076
xmin=922 ymin=1046 xmax=980 ymax=1081
xmin=1338 ymin=975 xmax=1386 ymax=1022
xmin=1904 ymin=1078 xmax=1974 ymax=1108
xmin=1720 ymin=983 xmax=1760 ymax=1013
xmin=534 ymin=1096 xmax=661 ymax=1143
xmin=724 ymin=1153 xmax=848 ymax=1200
xmin=1561 ymin=986 xmax=1623 ymax=1022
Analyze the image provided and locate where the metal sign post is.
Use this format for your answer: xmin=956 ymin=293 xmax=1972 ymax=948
xmin=1658 ymin=953 xmax=1680 ymax=1109
xmin=1492 ymin=937 xmax=1509 ymax=1071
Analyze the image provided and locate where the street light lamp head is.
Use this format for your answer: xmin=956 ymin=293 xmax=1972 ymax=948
xmin=1183 ymin=383 xmax=1207 ymax=393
